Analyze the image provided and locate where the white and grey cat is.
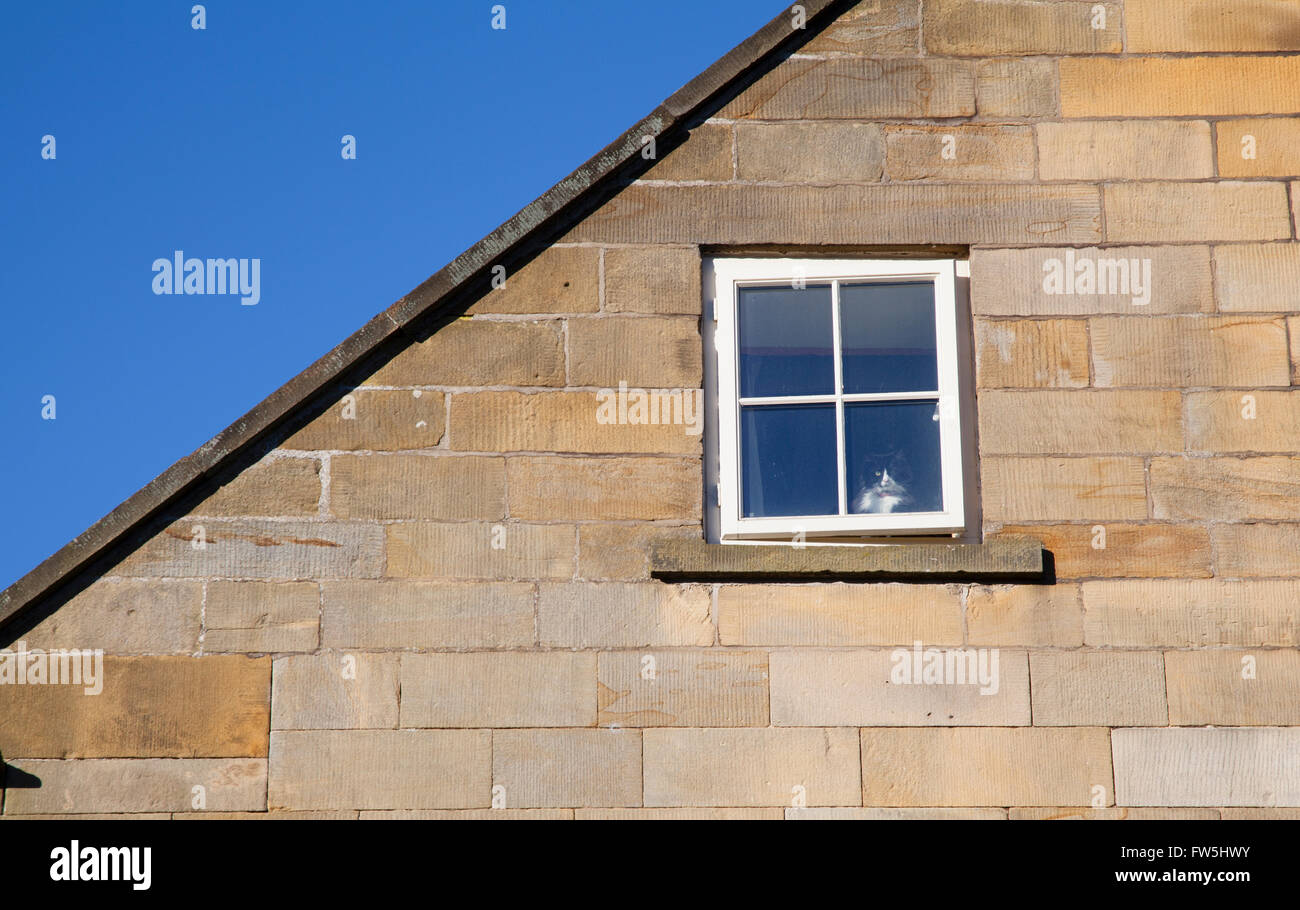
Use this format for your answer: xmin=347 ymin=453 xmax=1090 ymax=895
xmin=853 ymin=468 xmax=913 ymax=514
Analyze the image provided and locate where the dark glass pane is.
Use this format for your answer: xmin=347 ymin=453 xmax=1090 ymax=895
xmin=740 ymin=404 xmax=838 ymax=517
xmin=840 ymin=281 xmax=938 ymax=394
xmin=845 ymin=401 xmax=943 ymax=514
xmin=738 ymin=284 xmax=833 ymax=398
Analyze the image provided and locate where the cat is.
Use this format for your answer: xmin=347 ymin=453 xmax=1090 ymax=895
xmin=853 ymin=467 xmax=913 ymax=514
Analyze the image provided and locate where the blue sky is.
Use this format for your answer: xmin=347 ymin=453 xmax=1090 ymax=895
xmin=0 ymin=0 xmax=776 ymax=589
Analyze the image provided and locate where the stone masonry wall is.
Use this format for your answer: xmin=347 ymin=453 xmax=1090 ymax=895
xmin=3 ymin=0 xmax=1300 ymax=819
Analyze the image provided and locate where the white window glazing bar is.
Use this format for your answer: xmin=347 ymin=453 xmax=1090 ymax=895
xmin=739 ymin=391 xmax=940 ymax=406
xmin=830 ymin=279 xmax=847 ymax=515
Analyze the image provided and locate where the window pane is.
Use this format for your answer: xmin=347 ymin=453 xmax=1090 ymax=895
xmin=845 ymin=401 xmax=943 ymax=514
xmin=741 ymin=404 xmax=837 ymax=517
xmin=738 ymin=284 xmax=833 ymax=398
xmin=840 ymin=281 xmax=938 ymax=394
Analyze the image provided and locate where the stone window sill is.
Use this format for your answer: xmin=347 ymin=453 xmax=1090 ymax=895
xmin=650 ymin=537 xmax=1047 ymax=583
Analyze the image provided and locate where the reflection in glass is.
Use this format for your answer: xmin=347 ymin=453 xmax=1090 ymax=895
xmin=845 ymin=401 xmax=943 ymax=514
xmin=740 ymin=404 xmax=837 ymax=517
xmin=738 ymin=284 xmax=833 ymax=398
xmin=840 ymin=281 xmax=937 ymax=394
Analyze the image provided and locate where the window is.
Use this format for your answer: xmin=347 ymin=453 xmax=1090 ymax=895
xmin=710 ymin=258 xmax=966 ymax=540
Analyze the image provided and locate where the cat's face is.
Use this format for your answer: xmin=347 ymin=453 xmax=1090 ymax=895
xmin=853 ymin=467 xmax=913 ymax=514
xmin=872 ymin=468 xmax=906 ymax=494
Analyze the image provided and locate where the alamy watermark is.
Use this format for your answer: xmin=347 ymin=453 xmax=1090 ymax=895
xmin=50 ymin=841 xmax=151 ymax=890
xmin=1042 ymin=250 xmax=1152 ymax=306
xmin=890 ymin=641 xmax=1000 ymax=695
xmin=152 ymin=250 xmax=261 ymax=305
xmin=0 ymin=640 xmax=104 ymax=695
xmin=595 ymin=381 xmax=703 ymax=435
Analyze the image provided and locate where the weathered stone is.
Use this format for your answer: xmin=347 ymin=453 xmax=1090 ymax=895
xmin=975 ymin=58 xmax=1057 ymax=119
xmin=269 ymin=730 xmax=490 ymax=810
xmin=282 ymin=390 xmax=445 ymax=451
xmin=1166 ymin=649 xmax=1300 ymax=725
xmin=449 ymin=391 xmax=700 ymax=455
xmin=203 ymin=581 xmax=319 ymax=653
xmin=1113 ymin=727 xmax=1300 ymax=806
xmin=563 ymin=183 xmax=1101 ymax=246
xmin=507 ymin=456 xmax=700 ymax=521
xmin=736 ymin=122 xmax=884 ymax=184
xmin=885 ymin=126 xmax=1035 ymax=182
xmin=1187 ymin=391 xmax=1300 ymax=454
xmin=652 ymin=537 xmax=1043 ymax=581
xmin=1009 ymin=807 xmax=1220 ymax=820
xmin=642 ymin=123 xmax=732 ymax=182
xmin=1104 ymin=182 xmax=1292 ymax=244
xmin=3 ymin=759 xmax=266 ymax=814
xmin=1221 ymin=808 xmax=1300 ymax=819
xmin=717 ymin=583 xmax=963 ymax=646
xmin=770 ymin=649 xmax=1029 ymax=726
xmin=579 ymin=807 xmax=782 ymax=820
xmin=0 ymin=655 xmax=269 ymax=758
xmin=577 ymin=523 xmax=699 ymax=581
xmin=400 ymin=652 xmax=596 ymax=727
xmin=861 ymin=727 xmax=1113 ymax=807
xmin=1038 ymin=120 xmax=1214 ymax=180
xmin=271 ymin=652 xmax=398 ymax=730
xmin=603 ymin=246 xmax=701 ymax=315
xmin=967 ymin=584 xmax=1084 ymax=647
xmin=981 ymin=457 xmax=1148 ymax=521
xmin=924 ymin=0 xmax=1121 ymax=55
xmin=358 ymin=809 xmax=571 ymax=820
xmin=330 ymin=455 xmax=505 ymax=520
xmin=788 ymin=807 xmax=1007 ymax=820
xmin=1091 ymin=316 xmax=1289 ymax=387
xmin=1214 ymin=243 xmax=1300 ymax=312
xmin=320 ymin=580 xmax=535 ymax=649
xmin=970 ymin=246 xmax=1213 ymax=316
xmin=0 ymin=813 xmax=173 ymax=820
xmin=1150 ymin=456 xmax=1300 ymax=520
xmin=597 ymin=650 xmax=768 ymax=726
xmin=113 ymin=520 xmax=385 ymax=580
xmin=719 ymin=58 xmax=974 ymax=119
xmin=1029 ymin=651 xmax=1167 ymax=726
xmin=974 ymin=318 xmax=1089 ymax=388
xmin=386 ymin=521 xmax=575 ymax=580
xmin=1061 ymin=56 xmax=1300 ymax=117
xmin=1217 ymin=118 xmax=1300 ymax=178
xmin=172 ymin=810 xmax=359 ymax=820
xmin=1291 ymin=317 xmax=1300 ymax=382
xmin=464 ymin=246 xmax=598 ymax=315
xmin=1293 ymin=184 xmax=1300 ymax=248
xmin=190 ymin=458 xmax=320 ymax=517
xmin=22 ymin=578 xmax=201 ymax=654
xmin=368 ymin=318 xmax=566 ymax=386
xmin=537 ymin=582 xmax=712 ymax=648
xmin=566 ymin=317 xmax=701 ymax=389
xmin=801 ymin=0 xmax=920 ymax=56
xmin=1212 ymin=523 xmax=1300 ymax=577
xmin=993 ymin=523 xmax=1212 ymax=579
xmin=1082 ymin=579 xmax=1300 ymax=647
xmin=644 ymin=728 xmax=861 ymax=808
xmin=1127 ymin=0 xmax=1300 ymax=52
xmin=492 ymin=729 xmax=642 ymax=808
xmin=979 ymin=391 xmax=1182 ymax=454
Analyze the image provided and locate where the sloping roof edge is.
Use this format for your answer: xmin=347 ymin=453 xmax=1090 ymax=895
xmin=0 ymin=0 xmax=850 ymax=631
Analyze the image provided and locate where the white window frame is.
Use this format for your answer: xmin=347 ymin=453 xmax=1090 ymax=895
xmin=712 ymin=257 xmax=965 ymax=540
